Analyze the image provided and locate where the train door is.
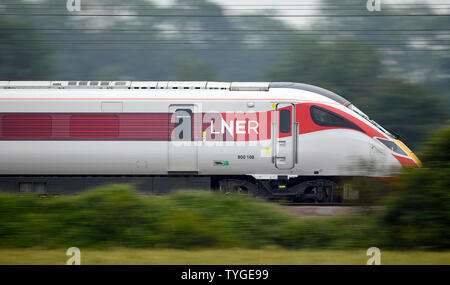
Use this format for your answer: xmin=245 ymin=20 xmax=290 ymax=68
xmin=274 ymin=103 xmax=296 ymax=170
xmin=168 ymin=105 xmax=198 ymax=173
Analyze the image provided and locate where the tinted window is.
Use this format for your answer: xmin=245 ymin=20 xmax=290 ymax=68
xmin=173 ymin=109 xmax=192 ymax=141
xmin=70 ymin=115 xmax=119 ymax=138
xmin=376 ymin=138 xmax=407 ymax=156
xmin=2 ymin=115 xmax=52 ymax=138
xmin=310 ymin=106 xmax=365 ymax=133
xmin=279 ymin=109 xmax=291 ymax=134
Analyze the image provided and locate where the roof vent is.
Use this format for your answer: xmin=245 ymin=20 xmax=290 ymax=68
xmin=230 ymin=82 xmax=269 ymax=91
xmin=207 ymin=82 xmax=231 ymax=90
xmin=167 ymin=81 xmax=207 ymax=90
xmin=0 ymin=81 xmax=270 ymax=91
xmin=111 ymin=81 xmax=131 ymax=88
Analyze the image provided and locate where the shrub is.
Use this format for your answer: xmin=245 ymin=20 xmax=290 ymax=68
xmin=0 ymin=185 xmax=376 ymax=249
xmin=379 ymin=127 xmax=450 ymax=249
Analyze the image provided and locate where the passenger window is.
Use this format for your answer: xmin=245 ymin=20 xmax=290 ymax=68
xmin=70 ymin=115 xmax=119 ymax=138
xmin=2 ymin=115 xmax=52 ymax=138
xmin=310 ymin=106 xmax=365 ymax=133
xmin=279 ymin=109 xmax=291 ymax=134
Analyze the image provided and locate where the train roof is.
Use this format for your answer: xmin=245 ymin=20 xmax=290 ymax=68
xmin=269 ymin=82 xmax=350 ymax=106
xmin=0 ymin=81 xmax=350 ymax=106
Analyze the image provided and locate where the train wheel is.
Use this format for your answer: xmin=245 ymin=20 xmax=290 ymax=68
xmin=219 ymin=179 xmax=257 ymax=196
xmin=297 ymin=180 xmax=335 ymax=203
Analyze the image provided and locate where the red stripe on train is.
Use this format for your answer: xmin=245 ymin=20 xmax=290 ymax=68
xmin=0 ymin=106 xmax=384 ymax=141
xmin=296 ymin=103 xmax=387 ymax=139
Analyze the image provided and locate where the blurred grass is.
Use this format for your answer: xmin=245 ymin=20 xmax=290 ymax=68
xmin=0 ymin=248 xmax=449 ymax=265
xmin=0 ymin=184 xmax=377 ymax=249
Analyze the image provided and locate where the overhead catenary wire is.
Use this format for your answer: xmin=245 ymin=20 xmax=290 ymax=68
xmin=4 ymin=33 xmax=449 ymax=38
xmin=3 ymin=40 xmax=450 ymax=45
xmin=2 ymin=3 xmax=450 ymax=7
xmin=0 ymin=13 xmax=449 ymax=17
xmin=3 ymin=28 xmax=449 ymax=40
xmin=1 ymin=48 xmax=446 ymax=52
xmin=0 ymin=4 xmax=448 ymax=54
xmin=0 ymin=3 xmax=448 ymax=98
xmin=3 ymin=28 xmax=450 ymax=33
xmin=2 ymin=7 xmax=450 ymax=11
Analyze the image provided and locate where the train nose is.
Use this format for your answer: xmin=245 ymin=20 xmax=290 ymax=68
xmin=408 ymin=152 xmax=422 ymax=167
xmin=393 ymin=139 xmax=422 ymax=167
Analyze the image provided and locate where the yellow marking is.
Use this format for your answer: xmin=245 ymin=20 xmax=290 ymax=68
xmin=409 ymin=152 xmax=422 ymax=167
xmin=266 ymin=148 xmax=270 ymax=155
xmin=202 ymin=131 xmax=206 ymax=137
xmin=271 ymin=103 xmax=276 ymax=108
xmin=394 ymin=139 xmax=422 ymax=166
xmin=278 ymin=185 xmax=286 ymax=189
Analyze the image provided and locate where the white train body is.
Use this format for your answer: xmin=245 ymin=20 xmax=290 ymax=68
xmin=0 ymin=81 xmax=420 ymax=200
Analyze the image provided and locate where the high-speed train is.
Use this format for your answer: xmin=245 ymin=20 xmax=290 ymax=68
xmin=0 ymin=81 xmax=420 ymax=202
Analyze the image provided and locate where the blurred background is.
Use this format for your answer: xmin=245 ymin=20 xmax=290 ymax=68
xmin=0 ymin=0 xmax=448 ymax=148
xmin=0 ymin=0 xmax=449 ymax=265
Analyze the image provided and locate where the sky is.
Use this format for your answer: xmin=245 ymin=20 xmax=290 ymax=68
xmin=20 ymin=0 xmax=449 ymax=28
xmin=155 ymin=0 xmax=321 ymax=28
xmin=152 ymin=0 xmax=449 ymax=28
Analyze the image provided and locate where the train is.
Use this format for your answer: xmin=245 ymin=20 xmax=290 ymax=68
xmin=0 ymin=81 xmax=421 ymax=202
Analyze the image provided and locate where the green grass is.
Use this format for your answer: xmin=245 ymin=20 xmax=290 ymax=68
xmin=0 ymin=248 xmax=449 ymax=265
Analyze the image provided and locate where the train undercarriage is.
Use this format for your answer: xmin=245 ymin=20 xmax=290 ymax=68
xmin=218 ymin=177 xmax=340 ymax=203
xmin=0 ymin=175 xmax=347 ymax=203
